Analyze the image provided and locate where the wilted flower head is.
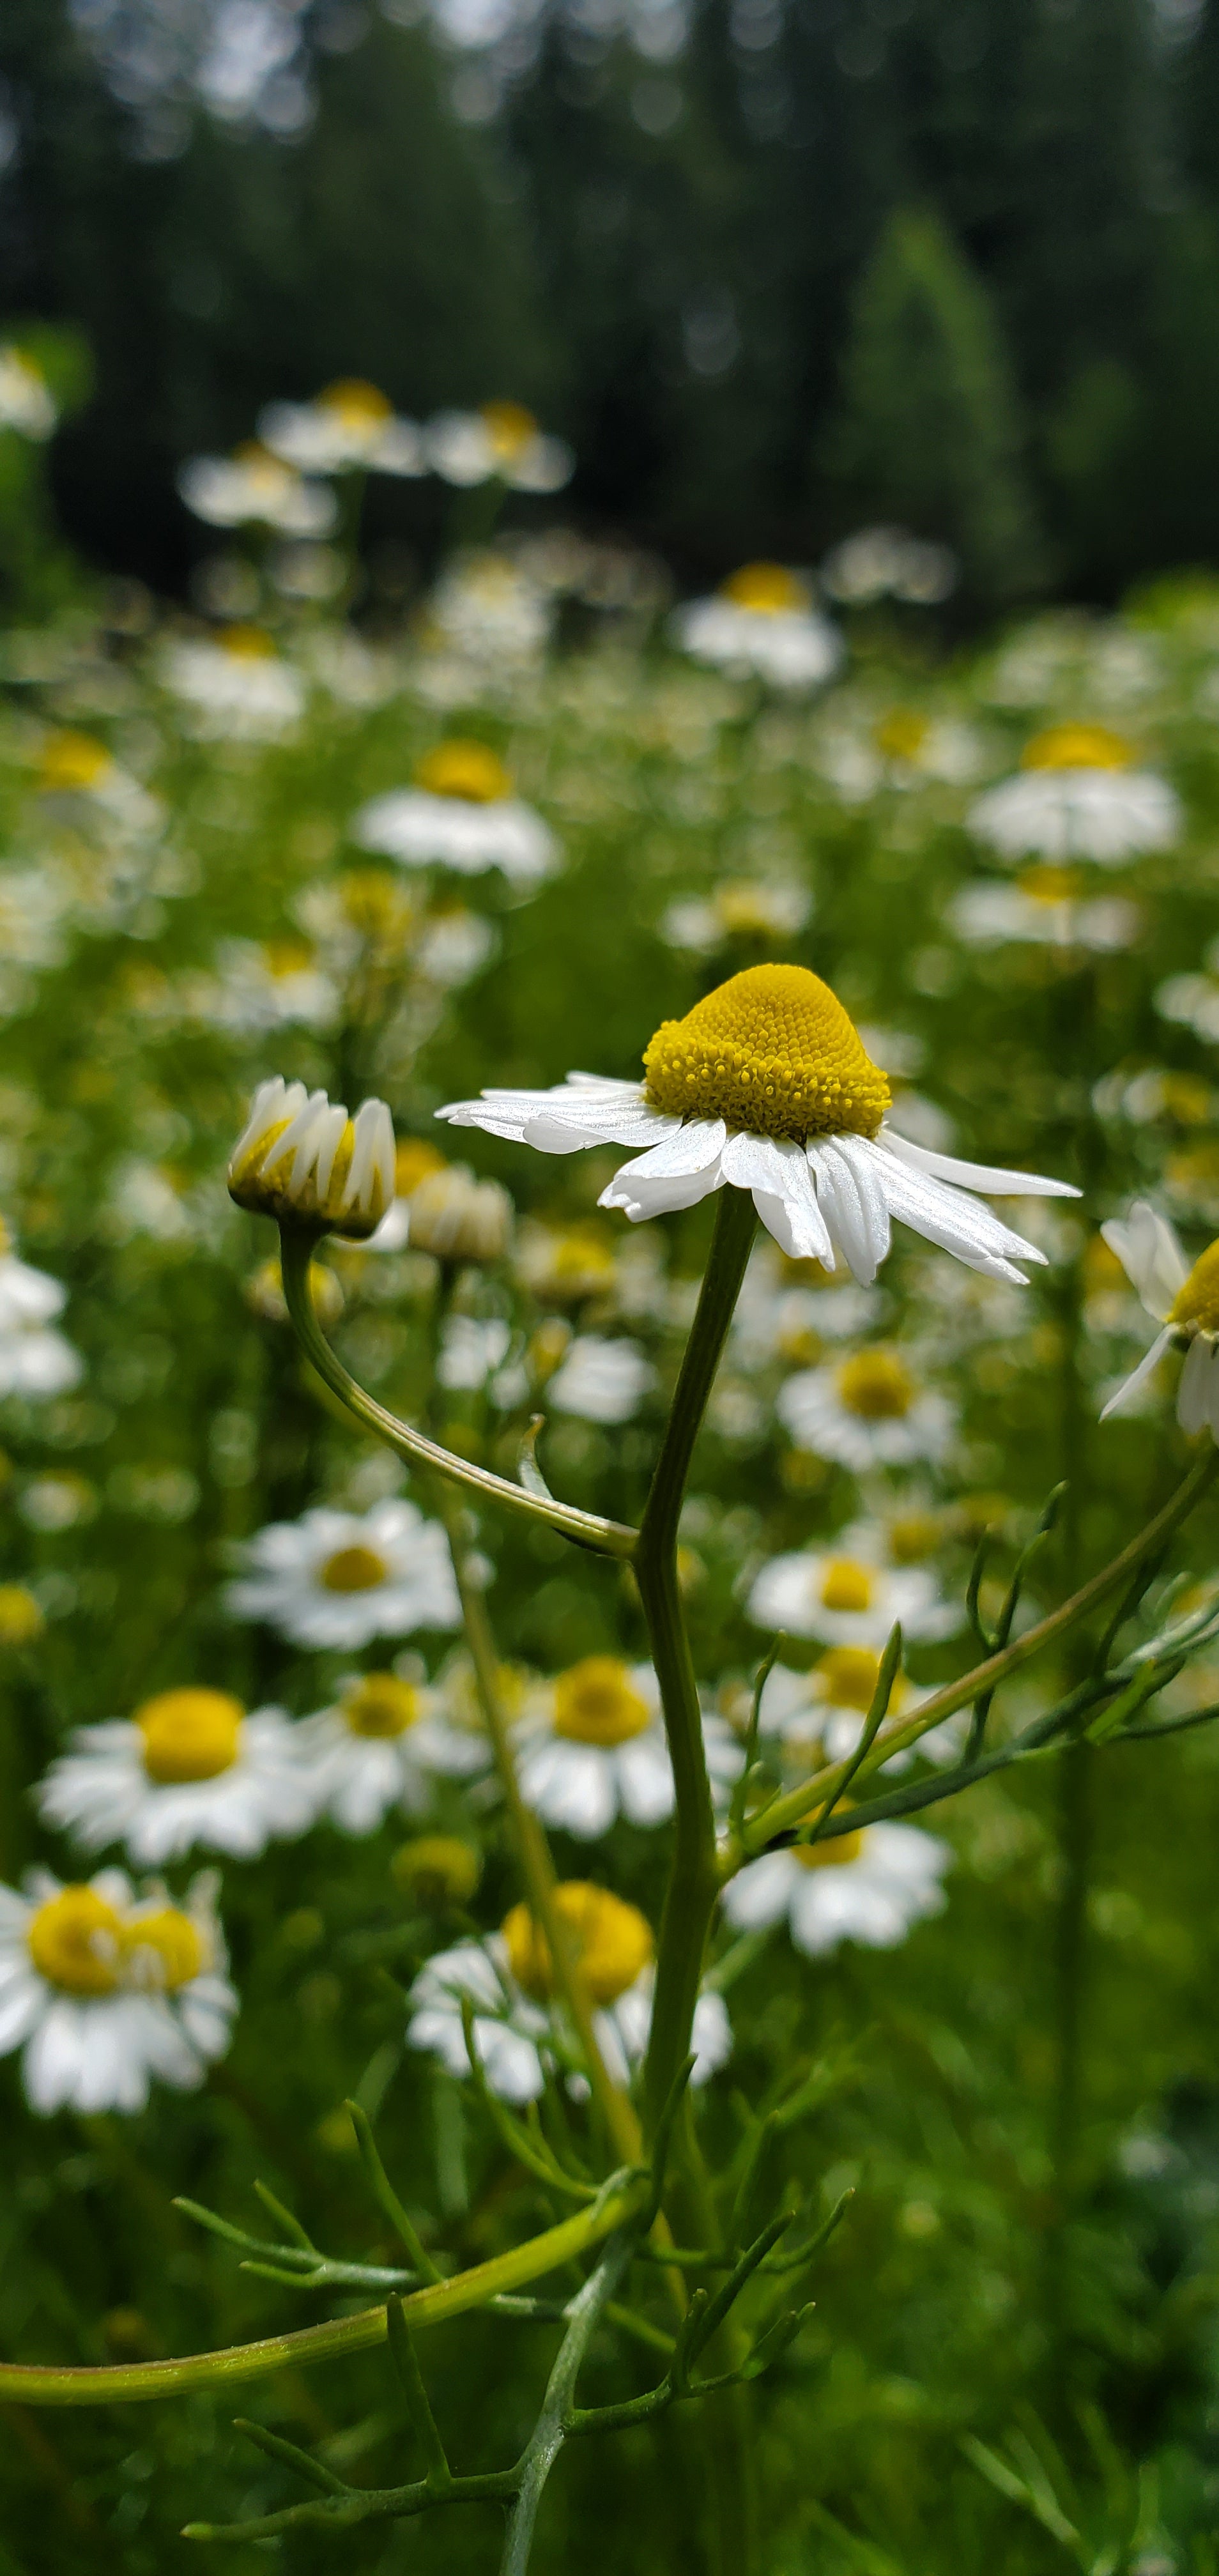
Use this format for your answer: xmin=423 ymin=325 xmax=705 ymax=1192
xmin=405 ymin=1162 xmax=513 ymax=1263
xmin=228 ymin=1078 xmax=395 ymax=1239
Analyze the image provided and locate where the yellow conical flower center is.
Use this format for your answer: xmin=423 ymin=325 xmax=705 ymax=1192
xmin=1017 ymin=864 xmax=1085 ymax=905
xmin=41 ymin=730 xmax=112 ymax=791
xmin=0 ymin=1583 xmax=43 ymax=1645
xmin=818 ymin=1559 xmax=875 ymax=1614
xmin=721 ymin=562 xmax=806 ymax=614
xmin=552 ymin=1656 xmax=652 ymax=1747
xmin=1169 ymin=1239 xmax=1219 ymax=1335
xmin=319 ymin=1545 xmax=390 ymax=1595
xmin=503 ymin=1882 xmax=654 ymax=2006
xmin=815 ymin=1646 xmax=884 ymax=1713
xmin=415 ymin=739 xmax=512 ymax=804
xmin=481 ymin=399 xmax=537 ymax=461
xmin=28 ymin=1887 xmax=123 ymax=1994
xmin=220 ymin=624 xmax=275 ymax=661
xmin=795 ymin=1810 xmax=865 ymax=1869
xmin=395 ymin=1138 xmax=448 ymax=1195
xmin=835 ymin=1349 xmax=914 ymax=1419
xmin=643 ymin=963 xmax=891 ymax=1144
xmin=394 ymin=1834 xmax=481 ymax=1906
xmin=875 ymin=709 xmax=929 ymax=763
xmin=122 ymin=1908 xmax=206 ymax=1991
xmin=1020 ymin=723 xmax=1132 ymax=772
xmin=135 ymin=1689 xmax=244 ymax=1784
xmin=322 ymin=378 xmax=392 ymax=429
xmin=341 ymin=1673 xmax=420 ymax=1736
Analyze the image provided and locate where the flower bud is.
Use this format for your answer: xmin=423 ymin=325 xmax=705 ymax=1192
xmin=392 ymin=1834 xmax=481 ymax=1909
xmin=406 ymin=1162 xmax=513 ymax=1263
xmin=228 ymin=1077 xmax=395 ymax=1239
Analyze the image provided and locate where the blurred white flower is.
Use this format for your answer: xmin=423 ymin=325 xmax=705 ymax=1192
xmin=0 ymin=347 xmax=56 ymax=441
xmin=811 ymin=703 xmax=984 ymax=803
xmin=177 ymin=443 xmax=337 ymax=536
xmin=1156 ymin=963 xmax=1219 ymax=1045
xmin=968 ymin=724 xmax=1180 ymax=863
xmin=1099 ymin=1199 xmax=1219 ymax=1439
xmin=353 ymin=737 xmax=556 ymax=885
xmin=594 ymin=1968 xmax=732 ymax=2091
xmin=425 ymin=401 xmax=573 ymax=494
xmin=721 ymin=1820 xmax=949 ymax=1954
xmin=38 ymin=729 xmax=164 ymax=839
xmin=673 ymin=563 xmax=842 ymax=691
xmin=0 ymin=1235 xmax=82 ymax=1399
xmin=747 ymin=1524 xmax=960 ymax=1645
xmin=659 ymin=880 xmax=811 ymax=953
xmin=197 ymin=938 xmax=339 ymax=1034
xmin=820 ymin=526 xmax=957 ymax=608
xmin=776 ymin=1348 xmax=954 ymax=1472
xmin=160 ymin=626 xmax=306 ymax=740
xmin=37 ymin=1689 xmax=316 ymax=1862
xmin=406 ymin=1935 xmax=549 ymax=2102
xmin=259 ymin=380 xmax=424 ymax=477
xmin=294 ymin=1671 xmax=489 ymax=1836
xmin=546 ymin=1334 xmax=655 ymax=1424
xmin=952 ymin=871 xmax=1140 ymax=953
xmin=438 ymin=1314 xmax=513 ymax=1390
xmin=225 ymin=1500 xmax=461 ymax=1649
xmin=750 ymin=1652 xmax=959 ymax=1771
xmin=0 ymin=1869 xmax=236 ymax=2115
xmin=731 ymin=1239 xmax=880 ymax=1371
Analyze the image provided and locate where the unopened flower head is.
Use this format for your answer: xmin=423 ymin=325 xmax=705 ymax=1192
xmin=393 ymin=1834 xmax=482 ymax=1908
xmin=1100 ymin=1200 xmax=1219 ymax=1440
xmin=0 ymin=1584 xmax=43 ymax=1647
xmin=228 ymin=1077 xmax=395 ymax=1239
xmin=404 ymin=1161 xmax=514 ymax=1263
xmin=440 ymin=962 xmax=1077 ymax=1287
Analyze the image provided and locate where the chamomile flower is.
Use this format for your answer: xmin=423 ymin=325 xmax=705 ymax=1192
xmin=160 ymin=627 xmax=305 ymax=740
xmin=259 ymin=380 xmax=424 ymax=477
xmin=0 ymin=1230 xmax=82 ymax=1399
xmin=747 ymin=1525 xmax=959 ymax=1646
xmin=406 ymin=1935 xmax=551 ymax=2101
xmin=812 ymin=703 xmax=984 ymax=802
xmin=200 ymin=938 xmax=339 ymax=1034
xmin=0 ymin=1869 xmax=237 ymax=2114
xmin=295 ymin=1671 xmax=489 ymax=1836
xmin=224 ymin=1501 xmax=461 ymax=1650
xmin=177 ymin=443 xmax=337 ymax=536
xmin=353 ymin=740 xmax=557 ymax=885
xmin=749 ymin=1650 xmax=952 ymax=1768
xmin=967 ymin=724 xmax=1181 ymax=864
xmin=516 ymin=1656 xmax=740 ymax=1840
xmin=36 ymin=1689 xmax=316 ymax=1862
xmin=672 ymin=564 xmax=842 ymax=690
xmin=820 ymin=526 xmax=957 ymax=608
xmin=424 ymin=552 xmax=553 ymax=671
xmin=0 ymin=347 xmax=56 ymax=441
xmin=951 ymin=870 xmax=1139 ymax=953
xmin=424 ymin=401 xmax=574 ymax=493
xmin=775 ymin=1347 xmax=955 ymax=1471
xmin=660 ymin=881 xmax=812 ymax=954
xmin=38 ymin=730 xmax=164 ymax=839
xmin=546 ymin=1335 xmax=655 ymax=1425
xmin=228 ymin=1077 xmax=395 ymax=1239
xmin=721 ymin=1819 xmax=949 ymax=1955
xmin=1099 ymin=1201 xmax=1219 ymax=1438
xmin=438 ymin=963 xmax=1075 ymax=1287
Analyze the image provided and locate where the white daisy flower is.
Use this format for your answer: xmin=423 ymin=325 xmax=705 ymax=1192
xmin=353 ymin=738 xmax=557 ymax=885
xmin=176 ymin=443 xmax=337 ymax=536
xmin=819 ymin=526 xmax=957 ymax=608
xmin=721 ymin=1820 xmax=949 ymax=1955
xmin=259 ymin=380 xmax=424 ymax=478
xmin=731 ymin=1238 xmax=880 ymax=1371
xmin=160 ymin=627 xmax=305 ymax=740
xmin=36 ymin=1689 xmax=316 ymax=1863
xmin=0 ymin=1868 xmax=237 ymax=2114
xmin=224 ymin=1500 xmax=461 ymax=1650
xmin=967 ymin=723 xmax=1181 ymax=864
xmin=397 ymin=1160 xmax=514 ymax=1263
xmin=776 ymin=1346 xmax=954 ymax=1472
xmin=811 ymin=703 xmax=984 ymax=803
xmin=198 ymin=939 xmax=339 ymax=1035
xmin=514 ymin=1656 xmax=738 ymax=1839
xmin=593 ymin=1968 xmax=732 ymax=2092
xmin=406 ymin=1934 xmax=551 ymax=2103
xmin=423 ymin=553 xmax=553 ymax=669
xmin=1099 ymin=1200 xmax=1219 ymax=1439
xmin=749 ymin=1652 xmax=960 ymax=1772
xmin=38 ymin=729 xmax=164 ymax=839
xmin=747 ymin=1524 xmax=960 ymax=1646
xmin=0 ymin=346 xmax=56 ymax=441
xmin=438 ymin=1315 xmax=514 ymax=1392
xmin=952 ymin=870 xmax=1139 ymax=953
xmin=0 ymin=1231 xmax=82 ymax=1399
xmin=659 ymin=881 xmax=812 ymax=954
xmin=546 ymin=1334 xmax=655 ymax=1425
xmin=1156 ymin=967 xmax=1219 ymax=1046
xmin=295 ymin=1670 xmax=489 ymax=1836
xmin=672 ymin=563 xmax=842 ymax=690
xmin=438 ymin=963 xmax=1075 ymax=1288
xmin=424 ymin=401 xmax=573 ymax=494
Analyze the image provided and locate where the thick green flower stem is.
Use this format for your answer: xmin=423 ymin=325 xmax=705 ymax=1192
xmin=638 ymin=1186 xmax=757 ymax=2141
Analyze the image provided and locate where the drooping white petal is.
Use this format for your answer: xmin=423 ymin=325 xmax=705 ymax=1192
xmin=718 ymin=1133 xmax=834 ymax=1264
xmin=438 ymin=1078 xmax=668 ymax=1157
xmin=600 ymin=1158 xmax=724 ymax=1221
xmin=1099 ymin=1324 xmax=1176 ymax=1420
xmin=880 ymin=1127 xmax=1080 ymax=1199
xmin=817 ymin=1136 xmax=893 ymax=1281
xmin=1101 ymin=1201 xmax=1189 ymax=1322
xmin=1177 ymin=1332 xmax=1215 ymax=1438
xmin=861 ymin=1141 xmax=1046 ymax=1282
xmin=623 ymin=1118 xmax=728 ymax=1181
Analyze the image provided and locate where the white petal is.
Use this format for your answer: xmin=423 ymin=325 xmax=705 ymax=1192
xmin=599 ymin=1158 xmax=723 ymax=1221
xmin=719 ymin=1851 xmax=797 ymax=1930
xmin=624 ymin=1118 xmax=727 ymax=1180
xmin=863 ymin=1144 xmax=1043 ymax=1282
xmin=881 ymin=1126 xmax=1079 ymax=1198
xmin=1101 ymin=1201 xmax=1188 ymax=1321
xmin=1177 ymin=1333 xmax=1214 ymax=1437
xmin=1100 ymin=1324 xmax=1176 ymax=1420
xmin=816 ymin=1136 xmax=892 ymax=1281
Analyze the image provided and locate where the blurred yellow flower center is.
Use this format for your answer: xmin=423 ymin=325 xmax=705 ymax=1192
xmin=395 ymin=1138 xmax=448 ymax=1195
xmin=394 ymin=1834 xmax=481 ymax=1906
xmin=1018 ymin=864 xmax=1085 ymax=905
xmin=816 ymin=1646 xmax=884 ymax=1713
xmin=643 ymin=963 xmax=891 ymax=1143
xmin=0 ymin=1583 xmax=43 ymax=1644
xmin=887 ymin=1511 xmax=940 ymax=1564
xmin=220 ymin=624 xmax=275 ymax=661
xmin=41 ymin=730 xmax=112 ymax=791
xmin=415 ymin=739 xmax=512 ymax=804
xmin=481 ymin=399 xmax=537 ymax=461
xmin=875 ymin=709 xmax=929 ymax=763
xmin=337 ymin=868 xmax=415 ymax=939
xmin=553 ymin=1656 xmax=651 ymax=1746
xmin=135 ymin=1688 xmax=244 ymax=1783
xmin=1020 ymin=723 xmax=1132 ymax=772
xmin=1084 ymin=1234 xmax=1129 ymax=1293
xmin=835 ymin=1349 xmax=914 ymax=1418
xmin=1169 ymin=1239 xmax=1219 ymax=1335
xmin=28 ymin=1887 xmax=122 ymax=1994
xmin=341 ymin=1673 xmax=420 ymax=1736
xmin=818 ymin=1559 xmax=875 ymax=1613
xmin=261 ymin=937 xmax=315 ymax=979
xmin=721 ymin=562 xmax=806 ymax=614
xmin=319 ymin=1545 xmax=390 ymax=1595
xmin=717 ymin=885 xmax=786 ymax=937
xmin=795 ymin=1813 xmax=865 ymax=1869
xmin=123 ymin=1907 xmax=206 ymax=1990
xmin=321 ymin=378 xmax=392 ymax=429
xmin=533 ymin=1228 xmax=617 ymax=1300
xmin=503 ymin=1881 xmax=654 ymax=2005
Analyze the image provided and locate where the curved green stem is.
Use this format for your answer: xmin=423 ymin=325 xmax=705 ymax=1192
xmin=278 ymin=1226 xmax=636 ymax=1561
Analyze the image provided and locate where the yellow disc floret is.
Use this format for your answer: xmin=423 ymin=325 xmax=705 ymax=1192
xmin=41 ymin=730 xmax=112 ymax=792
xmin=28 ymin=1885 xmax=122 ymax=1993
xmin=321 ymin=378 xmax=392 ymax=428
xmin=340 ymin=1673 xmax=420 ymax=1736
xmin=481 ymin=399 xmax=537 ymax=462
xmin=1017 ymin=864 xmax=1085 ymax=905
xmin=1169 ymin=1239 xmax=1219 ymax=1336
xmin=552 ymin=1657 xmax=652 ymax=1746
xmin=393 ymin=1835 xmax=481 ymax=1907
xmin=135 ymin=1688 xmax=244 ymax=1784
xmin=319 ymin=1545 xmax=390 ymax=1595
xmin=503 ymin=1882 xmax=654 ymax=2006
xmin=817 ymin=1560 xmax=875 ymax=1614
xmin=1020 ymin=723 xmax=1132 ymax=772
xmin=815 ymin=1646 xmax=885 ymax=1713
xmin=220 ymin=624 xmax=276 ymax=660
xmin=874 ymin=709 xmax=929 ymax=764
xmin=834 ymin=1349 xmax=915 ymax=1419
xmin=643 ymin=963 xmax=891 ymax=1144
xmin=721 ymin=562 xmax=807 ymax=614
xmin=122 ymin=1907 xmax=206 ymax=1991
xmin=415 ymin=739 xmax=512 ymax=804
